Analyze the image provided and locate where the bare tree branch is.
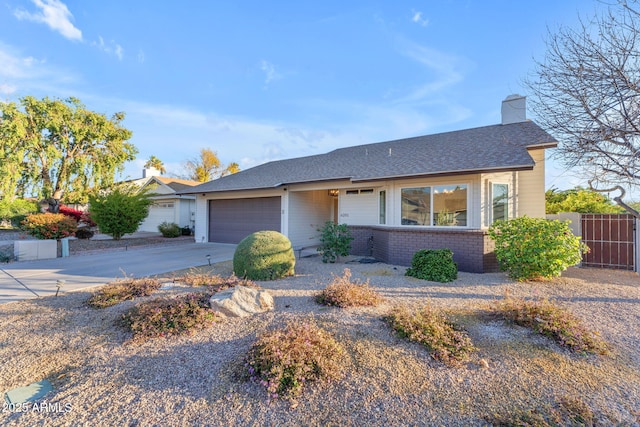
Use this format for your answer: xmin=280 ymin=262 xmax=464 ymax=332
xmin=526 ymin=0 xmax=640 ymax=205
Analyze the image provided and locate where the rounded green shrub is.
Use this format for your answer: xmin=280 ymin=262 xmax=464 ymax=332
xmin=0 ymin=198 xmax=39 ymax=228
xmin=488 ymin=216 xmax=588 ymax=281
xmin=233 ymin=230 xmax=295 ymax=280
xmin=21 ymin=213 xmax=78 ymax=240
xmin=158 ymin=221 xmax=181 ymax=238
xmin=405 ymin=248 xmax=458 ymax=282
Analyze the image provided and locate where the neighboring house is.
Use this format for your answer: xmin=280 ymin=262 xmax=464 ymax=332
xmin=181 ymin=95 xmax=557 ymax=272
xmin=128 ymin=168 xmax=199 ymax=233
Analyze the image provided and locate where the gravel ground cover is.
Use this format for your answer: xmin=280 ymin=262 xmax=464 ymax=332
xmin=0 ymin=250 xmax=639 ymax=426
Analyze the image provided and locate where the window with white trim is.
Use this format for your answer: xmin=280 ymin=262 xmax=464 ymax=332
xmin=401 ymin=184 xmax=467 ymax=226
xmin=491 ymin=183 xmax=509 ymax=223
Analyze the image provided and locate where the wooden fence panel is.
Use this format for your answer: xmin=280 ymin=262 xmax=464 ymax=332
xmin=581 ymin=214 xmax=635 ymax=270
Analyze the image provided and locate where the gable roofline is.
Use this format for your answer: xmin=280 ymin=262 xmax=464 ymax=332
xmin=180 ymin=120 xmax=557 ymax=195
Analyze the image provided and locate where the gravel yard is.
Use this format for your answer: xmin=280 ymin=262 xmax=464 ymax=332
xmin=0 ymin=250 xmax=639 ymax=426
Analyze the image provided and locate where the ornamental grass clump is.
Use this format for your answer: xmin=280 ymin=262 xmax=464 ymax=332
xmin=87 ymin=277 xmax=161 ymax=308
xmin=386 ymin=304 xmax=475 ymax=366
xmin=316 ymin=268 xmax=384 ymax=307
xmin=245 ymin=319 xmax=346 ymax=399
xmin=122 ymin=293 xmax=218 ymax=342
xmin=492 ymin=295 xmax=609 ymax=355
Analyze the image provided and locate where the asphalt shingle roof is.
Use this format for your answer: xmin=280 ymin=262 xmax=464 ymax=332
xmin=182 ymin=121 xmax=557 ymax=194
xmin=155 ymin=177 xmax=201 ymax=192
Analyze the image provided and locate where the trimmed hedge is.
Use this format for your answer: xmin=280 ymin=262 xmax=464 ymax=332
xmin=233 ymin=230 xmax=295 ymax=280
xmin=405 ymin=248 xmax=458 ymax=282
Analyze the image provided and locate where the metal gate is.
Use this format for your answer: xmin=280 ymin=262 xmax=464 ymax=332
xmin=581 ymin=214 xmax=636 ymax=270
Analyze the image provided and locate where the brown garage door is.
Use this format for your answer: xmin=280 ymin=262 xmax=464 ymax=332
xmin=209 ymin=197 xmax=281 ymax=243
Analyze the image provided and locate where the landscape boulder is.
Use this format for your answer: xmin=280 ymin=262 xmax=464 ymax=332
xmin=209 ymin=286 xmax=274 ymax=318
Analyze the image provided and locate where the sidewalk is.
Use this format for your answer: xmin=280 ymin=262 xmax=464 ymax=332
xmin=0 ymin=242 xmax=236 ymax=304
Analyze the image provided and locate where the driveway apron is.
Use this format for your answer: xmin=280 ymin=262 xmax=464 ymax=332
xmin=0 ymin=243 xmax=236 ymax=304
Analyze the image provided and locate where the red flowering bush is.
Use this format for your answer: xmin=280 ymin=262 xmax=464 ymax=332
xmin=59 ymin=205 xmax=83 ymax=221
xmin=59 ymin=205 xmax=96 ymax=227
xmin=21 ymin=213 xmax=78 ymax=240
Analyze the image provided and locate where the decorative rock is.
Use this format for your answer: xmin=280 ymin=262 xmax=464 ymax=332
xmin=209 ymin=286 xmax=274 ymax=318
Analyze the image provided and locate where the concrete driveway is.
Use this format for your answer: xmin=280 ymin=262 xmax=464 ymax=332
xmin=0 ymin=243 xmax=236 ymax=304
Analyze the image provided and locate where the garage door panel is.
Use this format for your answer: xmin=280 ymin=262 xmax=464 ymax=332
xmin=209 ymin=197 xmax=280 ymax=243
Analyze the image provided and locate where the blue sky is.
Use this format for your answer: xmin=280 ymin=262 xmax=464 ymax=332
xmin=2 ymin=0 xmax=627 ymax=197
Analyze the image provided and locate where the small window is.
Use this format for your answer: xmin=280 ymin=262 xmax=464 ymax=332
xmin=346 ymin=189 xmax=374 ymax=195
xmin=154 ymin=202 xmax=174 ymax=208
xmin=492 ymin=183 xmax=509 ymax=223
xmin=379 ymin=190 xmax=386 ymax=224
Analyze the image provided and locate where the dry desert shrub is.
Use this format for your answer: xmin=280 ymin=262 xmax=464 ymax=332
xmin=122 ymin=293 xmax=218 ymax=342
xmin=245 ymin=319 xmax=346 ymax=399
xmin=386 ymin=304 xmax=475 ymax=366
xmin=316 ymin=268 xmax=384 ymax=308
xmin=87 ymin=277 xmax=161 ymax=308
xmin=491 ymin=294 xmax=609 ymax=355
xmin=177 ymin=270 xmax=258 ymax=291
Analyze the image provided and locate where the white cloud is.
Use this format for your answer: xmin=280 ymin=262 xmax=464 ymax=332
xmin=411 ymin=11 xmax=429 ymax=27
xmin=92 ymin=36 xmax=124 ymax=61
xmin=137 ymin=49 xmax=145 ymax=64
xmin=260 ymin=60 xmax=281 ymax=86
xmin=395 ymin=38 xmax=472 ymax=103
xmin=115 ymin=44 xmax=124 ymax=61
xmin=14 ymin=0 xmax=82 ymax=41
xmin=0 ymin=43 xmax=81 ymax=95
xmin=0 ymin=84 xmax=17 ymax=95
xmin=0 ymin=47 xmax=41 ymax=80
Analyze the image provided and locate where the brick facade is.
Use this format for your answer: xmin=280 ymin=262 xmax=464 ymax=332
xmin=349 ymin=226 xmax=498 ymax=273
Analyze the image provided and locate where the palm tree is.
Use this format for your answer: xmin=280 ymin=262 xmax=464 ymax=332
xmin=144 ymin=155 xmax=166 ymax=175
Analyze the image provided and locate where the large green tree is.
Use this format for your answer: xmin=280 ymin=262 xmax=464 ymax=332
xmin=183 ymin=148 xmax=240 ymax=182
xmin=0 ymin=96 xmax=136 ymax=203
xmin=546 ymin=187 xmax=624 ymax=214
xmin=88 ymin=185 xmax=152 ymax=240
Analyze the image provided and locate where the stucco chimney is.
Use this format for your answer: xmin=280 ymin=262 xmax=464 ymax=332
xmin=142 ymin=167 xmax=160 ymax=178
xmin=501 ymin=94 xmax=527 ymax=125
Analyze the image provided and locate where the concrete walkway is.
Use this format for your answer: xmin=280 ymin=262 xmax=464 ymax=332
xmin=0 ymin=243 xmax=236 ymax=304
